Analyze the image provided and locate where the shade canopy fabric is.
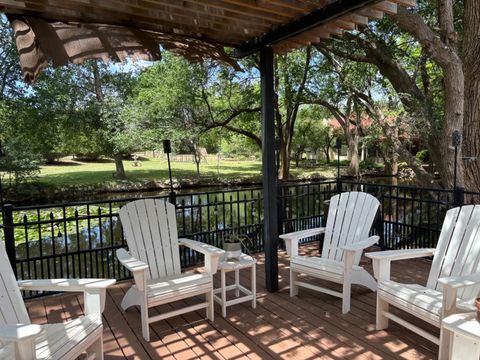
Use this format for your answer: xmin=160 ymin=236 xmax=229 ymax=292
xmin=0 ymin=0 xmax=415 ymax=82
xmin=8 ymin=16 xmax=241 ymax=83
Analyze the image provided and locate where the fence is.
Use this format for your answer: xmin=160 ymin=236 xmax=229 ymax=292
xmin=2 ymin=179 xmax=476 ymax=298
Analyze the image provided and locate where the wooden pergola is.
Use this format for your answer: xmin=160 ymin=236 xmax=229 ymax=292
xmin=0 ymin=0 xmax=415 ymax=292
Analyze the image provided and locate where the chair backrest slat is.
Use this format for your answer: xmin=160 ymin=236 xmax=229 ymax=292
xmin=0 ymin=240 xmax=30 ymax=325
xmin=322 ymin=192 xmax=380 ymax=264
xmin=428 ymin=205 xmax=480 ymax=301
xmin=120 ymin=199 xmax=181 ymax=280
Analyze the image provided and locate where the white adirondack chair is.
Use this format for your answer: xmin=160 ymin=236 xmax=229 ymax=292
xmin=280 ymin=191 xmax=380 ymax=314
xmin=117 ymin=199 xmax=225 ymax=342
xmin=0 ymin=240 xmax=115 ymax=360
xmin=366 ymin=205 xmax=480 ymax=346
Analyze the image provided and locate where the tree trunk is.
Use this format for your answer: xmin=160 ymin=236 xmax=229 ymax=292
xmin=114 ymin=154 xmax=127 ymax=180
xmin=462 ymin=0 xmax=480 ymax=192
xmin=347 ymin=136 xmax=360 ymax=177
xmin=384 ymin=157 xmax=398 ymax=176
xmin=195 ymin=160 xmax=200 ymax=178
xmin=278 ymin=142 xmax=290 ymax=179
xmin=390 ymin=6 xmax=464 ymax=189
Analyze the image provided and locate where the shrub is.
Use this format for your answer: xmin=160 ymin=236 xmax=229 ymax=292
xmin=415 ymin=149 xmax=429 ymax=163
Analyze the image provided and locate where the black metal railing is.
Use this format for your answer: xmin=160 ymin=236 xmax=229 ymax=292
xmin=2 ymin=179 xmax=478 ymax=298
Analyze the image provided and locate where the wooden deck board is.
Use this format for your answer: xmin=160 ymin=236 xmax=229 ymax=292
xmin=25 ymin=243 xmax=440 ymax=359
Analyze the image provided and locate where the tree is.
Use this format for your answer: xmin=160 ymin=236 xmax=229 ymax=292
xmin=315 ymin=1 xmax=472 ymax=189
xmin=462 ymin=0 xmax=480 ymax=191
xmin=291 ymin=106 xmax=334 ymax=167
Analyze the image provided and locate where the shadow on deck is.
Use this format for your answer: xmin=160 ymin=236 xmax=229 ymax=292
xmin=25 ymin=243 xmax=438 ymax=359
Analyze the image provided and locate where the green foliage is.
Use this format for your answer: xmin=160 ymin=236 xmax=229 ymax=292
xmin=360 ymin=159 xmax=383 ymax=171
xmin=415 ymin=149 xmax=430 ymax=163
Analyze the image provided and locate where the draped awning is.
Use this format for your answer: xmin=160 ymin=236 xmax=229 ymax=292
xmin=0 ymin=0 xmax=416 ymax=82
xmin=9 ymin=16 xmax=241 ymax=83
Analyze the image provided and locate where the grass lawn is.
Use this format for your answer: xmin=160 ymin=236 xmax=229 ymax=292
xmin=35 ymin=156 xmax=337 ymax=188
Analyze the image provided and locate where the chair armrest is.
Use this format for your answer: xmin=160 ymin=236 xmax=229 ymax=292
xmin=179 ymin=239 xmax=225 ymax=275
xmin=341 ymin=236 xmax=379 ymax=253
xmin=439 ymin=273 xmax=480 ymax=317
xmin=366 ymin=248 xmax=435 ymax=282
xmin=178 ymin=238 xmax=225 ymax=257
xmin=438 ymin=273 xmax=480 ymax=289
xmin=17 ymin=278 xmax=116 ymax=292
xmin=116 ymin=248 xmax=149 ymax=273
xmin=0 ymin=324 xmax=43 ymax=342
xmin=116 ymin=248 xmax=148 ymax=292
xmin=279 ymin=227 xmax=326 ymax=241
xmin=280 ymin=227 xmax=326 ymax=257
xmin=365 ymin=248 xmax=435 ymax=262
xmin=342 ymin=236 xmax=380 ymax=271
xmin=18 ymin=278 xmax=116 ymax=315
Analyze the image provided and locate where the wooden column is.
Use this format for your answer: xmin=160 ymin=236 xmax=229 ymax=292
xmin=260 ymin=45 xmax=279 ymax=292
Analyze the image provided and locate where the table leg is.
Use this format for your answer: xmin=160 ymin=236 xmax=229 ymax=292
xmin=221 ymin=269 xmax=227 ymax=317
xmin=235 ymin=269 xmax=240 ymax=297
xmin=252 ymin=264 xmax=256 ymax=309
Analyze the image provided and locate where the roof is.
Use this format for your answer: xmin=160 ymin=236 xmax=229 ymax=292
xmin=0 ymin=0 xmax=415 ymax=82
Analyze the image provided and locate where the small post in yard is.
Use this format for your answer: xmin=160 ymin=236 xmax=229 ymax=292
xmin=163 ymin=139 xmax=176 ymax=205
xmin=452 ymin=130 xmax=464 ymax=206
xmin=260 ymin=45 xmax=279 ymax=292
xmin=3 ymin=204 xmax=16 ymax=276
xmin=336 ymin=138 xmax=342 ymax=193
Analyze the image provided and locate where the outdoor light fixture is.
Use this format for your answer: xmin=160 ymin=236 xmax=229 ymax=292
xmin=335 ymin=138 xmax=342 ymax=150
xmin=162 ymin=139 xmax=176 ymax=205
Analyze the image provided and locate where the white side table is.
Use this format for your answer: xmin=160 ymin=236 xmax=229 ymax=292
xmin=213 ymin=253 xmax=256 ymax=317
xmin=440 ymin=312 xmax=480 ymax=360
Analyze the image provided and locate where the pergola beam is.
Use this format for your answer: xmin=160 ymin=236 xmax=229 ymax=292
xmin=234 ymin=0 xmax=382 ymax=58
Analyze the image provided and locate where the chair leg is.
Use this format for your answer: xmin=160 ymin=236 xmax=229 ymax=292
xmin=376 ymin=295 xmax=389 ymax=330
xmin=121 ymin=287 xmax=139 ymax=311
xmin=290 ymin=268 xmax=299 ymax=297
xmin=342 ymin=279 xmax=351 ymax=314
xmin=351 ymin=269 xmax=377 ymax=292
xmin=88 ymin=334 xmax=104 ymax=360
xmin=140 ymin=301 xmax=150 ymax=342
xmin=206 ymin=289 xmax=214 ymax=321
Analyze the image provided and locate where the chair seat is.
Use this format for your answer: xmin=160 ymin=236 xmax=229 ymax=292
xmin=0 ymin=314 xmax=102 ymax=360
xmin=291 ymin=256 xmax=363 ymax=278
xmin=146 ymin=272 xmax=213 ymax=306
xmin=378 ymin=280 xmax=476 ymax=325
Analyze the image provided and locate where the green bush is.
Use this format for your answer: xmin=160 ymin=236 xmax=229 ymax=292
xmin=415 ymin=149 xmax=429 ymax=163
xmin=360 ymin=159 xmax=383 ymax=170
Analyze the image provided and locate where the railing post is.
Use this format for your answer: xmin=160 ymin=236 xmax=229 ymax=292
xmin=3 ymin=204 xmax=16 ymax=276
xmin=336 ymin=179 xmax=343 ymax=194
xmin=374 ymin=209 xmax=385 ymax=249
xmin=453 ymin=187 xmax=464 ymax=207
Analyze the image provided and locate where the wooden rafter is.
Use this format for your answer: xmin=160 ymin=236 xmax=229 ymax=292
xmin=0 ymin=0 xmax=417 ymax=72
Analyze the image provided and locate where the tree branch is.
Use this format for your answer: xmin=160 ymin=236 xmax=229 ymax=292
xmin=224 ymin=125 xmax=262 ymax=147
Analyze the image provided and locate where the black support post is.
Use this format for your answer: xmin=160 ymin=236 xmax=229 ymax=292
xmin=260 ymin=45 xmax=279 ymax=292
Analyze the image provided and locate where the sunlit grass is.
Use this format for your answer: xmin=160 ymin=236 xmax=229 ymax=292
xmin=35 ymin=156 xmax=337 ymax=188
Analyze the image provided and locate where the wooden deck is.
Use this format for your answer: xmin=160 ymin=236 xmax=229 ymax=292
xmin=25 ymin=243 xmax=439 ymax=359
